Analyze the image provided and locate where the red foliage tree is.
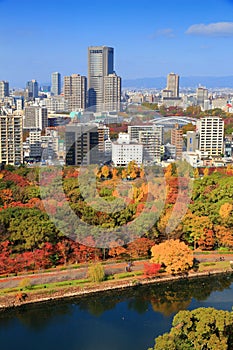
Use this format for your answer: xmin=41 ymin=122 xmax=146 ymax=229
xmin=144 ymin=262 xmax=161 ymax=277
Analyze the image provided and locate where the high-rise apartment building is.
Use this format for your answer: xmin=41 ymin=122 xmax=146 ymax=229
xmin=88 ymin=46 xmax=114 ymax=111
xmin=0 ymin=81 xmax=9 ymax=99
xmin=65 ymin=124 xmax=99 ymax=165
xmin=197 ymin=117 xmax=224 ymax=156
xmin=26 ymin=80 xmax=39 ymax=98
xmin=171 ymin=123 xmax=183 ymax=159
xmin=24 ymin=106 xmax=48 ymax=130
xmin=166 ymin=73 xmax=179 ymax=97
xmin=139 ymin=130 xmax=161 ymax=164
xmin=0 ymin=115 xmax=23 ymax=165
xmin=64 ymin=74 xmax=87 ymax=112
xmin=103 ymin=73 xmax=121 ymax=111
xmin=128 ymin=125 xmax=164 ymax=145
xmin=51 ymin=72 xmax=61 ymax=96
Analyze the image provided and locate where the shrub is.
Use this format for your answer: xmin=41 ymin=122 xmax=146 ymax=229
xmin=18 ymin=278 xmax=32 ymax=290
xmin=144 ymin=262 xmax=161 ymax=277
xmin=88 ymin=263 xmax=105 ymax=283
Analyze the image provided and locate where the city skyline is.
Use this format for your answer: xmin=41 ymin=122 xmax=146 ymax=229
xmin=0 ymin=0 xmax=233 ymax=87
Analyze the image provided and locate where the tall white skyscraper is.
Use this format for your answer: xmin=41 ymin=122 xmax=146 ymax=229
xmin=51 ymin=72 xmax=61 ymax=96
xmin=88 ymin=46 xmax=114 ymax=111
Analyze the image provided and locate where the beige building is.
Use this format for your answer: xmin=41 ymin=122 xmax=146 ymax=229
xmin=64 ymin=74 xmax=87 ymax=112
xmin=0 ymin=115 xmax=23 ymax=165
xmin=171 ymin=123 xmax=183 ymax=159
xmin=103 ymin=73 xmax=121 ymax=112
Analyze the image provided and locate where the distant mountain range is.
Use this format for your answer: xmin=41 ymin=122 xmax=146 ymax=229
xmin=123 ymin=76 xmax=233 ymax=89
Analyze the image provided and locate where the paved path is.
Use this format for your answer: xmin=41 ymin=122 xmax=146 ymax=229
xmin=0 ymin=253 xmax=232 ymax=290
xmin=0 ymin=261 xmax=145 ymax=289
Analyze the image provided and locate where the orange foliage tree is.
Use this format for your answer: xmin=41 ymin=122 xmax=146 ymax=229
xmin=150 ymin=239 xmax=193 ymax=274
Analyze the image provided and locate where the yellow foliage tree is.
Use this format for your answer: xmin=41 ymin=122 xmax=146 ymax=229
xmin=203 ymin=167 xmax=209 ymax=177
xmin=219 ymin=202 xmax=233 ymax=219
xmin=150 ymin=239 xmax=193 ymax=274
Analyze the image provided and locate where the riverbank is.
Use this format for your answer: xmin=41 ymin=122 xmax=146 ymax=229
xmin=0 ymin=267 xmax=232 ymax=312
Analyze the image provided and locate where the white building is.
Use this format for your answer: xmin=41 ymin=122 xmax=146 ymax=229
xmin=197 ymin=116 xmax=224 ymax=156
xmin=112 ymin=133 xmax=143 ymax=166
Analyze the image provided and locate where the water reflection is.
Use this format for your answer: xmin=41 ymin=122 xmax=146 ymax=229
xmin=0 ymin=274 xmax=232 ymax=328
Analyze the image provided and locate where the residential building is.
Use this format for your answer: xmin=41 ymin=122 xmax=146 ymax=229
xmin=29 ymin=130 xmax=42 ymax=159
xmin=51 ymin=72 xmax=61 ymax=96
xmin=64 ymin=74 xmax=87 ymax=111
xmin=139 ymin=130 xmax=161 ymax=164
xmin=171 ymin=123 xmax=183 ymax=159
xmin=0 ymin=115 xmax=23 ymax=165
xmin=128 ymin=125 xmax=164 ymax=144
xmin=197 ymin=116 xmax=224 ymax=156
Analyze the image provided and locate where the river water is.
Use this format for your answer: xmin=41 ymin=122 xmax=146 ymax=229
xmin=0 ymin=274 xmax=233 ymax=350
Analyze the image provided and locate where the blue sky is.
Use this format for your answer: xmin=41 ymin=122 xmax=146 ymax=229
xmin=0 ymin=0 xmax=233 ymax=87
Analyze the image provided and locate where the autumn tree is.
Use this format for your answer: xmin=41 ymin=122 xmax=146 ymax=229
xmin=150 ymin=239 xmax=193 ymax=274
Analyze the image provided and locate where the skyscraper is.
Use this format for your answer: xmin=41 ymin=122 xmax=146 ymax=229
xmin=26 ymin=80 xmax=39 ymax=98
xmin=166 ymin=73 xmax=179 ymax=98
xmin=51 ymin=72 xmax=61 ymax=96
xmin=0 ymin=81 xmax=9 ymax=99
xmin=64 ymin=74 xmax=87 ymax=112
xmin=196 ymin=86 xmax=208 ymax=110
xmin=88 ymin=46 xmax=114 ymax=111
xmin=103 ymin=73 xmax=121 ymax=111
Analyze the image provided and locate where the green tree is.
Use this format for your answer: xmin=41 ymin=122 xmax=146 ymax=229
xmin=149 ymin=307 xmax=233 ymax=350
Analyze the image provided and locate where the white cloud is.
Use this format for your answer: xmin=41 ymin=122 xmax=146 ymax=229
xmin=186 ymin=22 xmax=233 ymax=37
xmin=150 ymin=28 xmax=175 ymax=39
